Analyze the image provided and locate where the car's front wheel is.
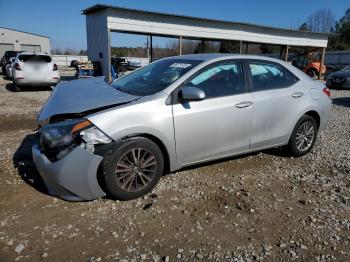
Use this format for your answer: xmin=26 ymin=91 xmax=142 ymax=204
xmin=101 ymin=137 xmax=164 ymax=200
xmin=286 ymin=115 xmax=318 ymax=157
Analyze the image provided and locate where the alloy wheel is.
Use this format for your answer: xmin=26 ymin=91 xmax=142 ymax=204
xmin=114 ymin=148 xmax=157 ymax=192
xmin=295 ymin=121 xmax=315 ymax=152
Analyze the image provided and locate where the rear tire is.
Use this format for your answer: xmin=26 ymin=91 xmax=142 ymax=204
xmin=306 ymin=69 xmax=319 ymax=80
xmin=286 ymin=115 xmax=318 ymax=157
xmin=101 ymin=137 xmax=164 ymax=200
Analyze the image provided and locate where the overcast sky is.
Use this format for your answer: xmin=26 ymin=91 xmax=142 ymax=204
xmin=0 ymin=0 xmax=349 ymax=50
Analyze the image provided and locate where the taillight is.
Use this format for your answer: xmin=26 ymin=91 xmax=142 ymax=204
xmin=53 ymin=63 xmax=57 ymax=71
xmin=14 ymin=63 xmax=21 ymax=71
xmin=322 ymin=87 xmax=331 ymax=97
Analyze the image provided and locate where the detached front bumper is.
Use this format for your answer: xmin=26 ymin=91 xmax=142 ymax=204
xmin=32 ymin=144 xmax=106 ymax=201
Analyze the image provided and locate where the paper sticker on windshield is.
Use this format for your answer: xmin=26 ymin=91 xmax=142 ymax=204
xmin=170 ymin=63 xmax=192 ymax=69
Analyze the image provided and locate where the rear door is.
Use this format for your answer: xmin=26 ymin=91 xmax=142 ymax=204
xmin=245 ymin=60 xmax=307 ymax=150
xmin=172 ymin=60 xmax=253 ymax=165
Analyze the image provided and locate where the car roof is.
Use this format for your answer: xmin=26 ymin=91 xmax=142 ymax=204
xmin=171 ymin=53 xmax=284 ymax=63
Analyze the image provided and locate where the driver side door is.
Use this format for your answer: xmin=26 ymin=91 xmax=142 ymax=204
xmin=172 ymin=60 xmax=253 ymax=166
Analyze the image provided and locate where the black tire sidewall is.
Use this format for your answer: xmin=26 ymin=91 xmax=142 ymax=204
xmin=307 ymin=69 xmax=319 ymax=79
xmin=12 ymin=81 xmax=22 ymax=91
xmin=102 ymin=137 xmax=164 ymax=200
xmin=288 ymin=115 xmax=318 ymax=157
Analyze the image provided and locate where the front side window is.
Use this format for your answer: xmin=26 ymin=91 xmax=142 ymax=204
xmin=111 ymin=59 xmax=202 ymax=96
xmin=186 ymin=62 xmax=244 ymax=98
xmin=248 ymin=62 xmax=297 ymax=91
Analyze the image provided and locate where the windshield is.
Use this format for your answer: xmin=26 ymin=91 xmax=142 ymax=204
xmin=111 ymin=58 xmax=202 ymax=96
xmin=341 ymin=65 xmax=350 ymax=72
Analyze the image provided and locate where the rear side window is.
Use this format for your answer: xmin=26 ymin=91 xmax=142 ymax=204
xmin=187 ymin=62 xmax=245 ymax=98
xmin=19 ymin=55 xmax=52 ymax=63
xmin=248 ymin=62 xmax=298 ymax=91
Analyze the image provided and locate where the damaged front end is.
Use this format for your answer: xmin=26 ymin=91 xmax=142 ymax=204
xmin=33 ymin=118 xmax=114 ymax=201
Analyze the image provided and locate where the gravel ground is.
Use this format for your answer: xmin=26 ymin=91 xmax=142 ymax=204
xmin=0 ymin=70 xmax=349 ymax=261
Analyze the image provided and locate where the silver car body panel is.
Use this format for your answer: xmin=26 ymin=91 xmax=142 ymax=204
xmin=33 ymin=54 xmax=332 ymax=200
xmin=172 ymin=92 xmax=253 ymax=165
xmin=32 ymin=145 xmax=105 ymax=201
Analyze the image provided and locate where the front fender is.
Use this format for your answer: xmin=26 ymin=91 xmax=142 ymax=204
xmin=87 ymin=98 xmax=178 ymax=171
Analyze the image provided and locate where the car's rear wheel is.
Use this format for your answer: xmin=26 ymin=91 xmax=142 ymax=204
xmin=101 ymin=137 xmax=164 ymax=200
xmin=286 ymin=115 xmax=318 ymax=157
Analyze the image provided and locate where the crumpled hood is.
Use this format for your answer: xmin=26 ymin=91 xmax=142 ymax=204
xmin=38 ymin=77 xmax=139 ymax=122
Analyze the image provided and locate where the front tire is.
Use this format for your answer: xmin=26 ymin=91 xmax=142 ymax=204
xmin=12 ymin=80 xmax=22 ymax=91
xmin=101 ymin=137 xmax=164 ymax=200
xmin=286 ymin=115 xmax=318 ymax=157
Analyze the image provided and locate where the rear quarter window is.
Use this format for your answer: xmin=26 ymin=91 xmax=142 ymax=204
xmin=19 ymin=55 xmax=52 ymax=63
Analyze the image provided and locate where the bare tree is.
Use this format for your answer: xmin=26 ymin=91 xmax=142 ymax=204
xmin=306 ymin=9 xmax=335 ymax=32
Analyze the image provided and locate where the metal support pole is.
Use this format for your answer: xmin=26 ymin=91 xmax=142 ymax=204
xmin=284 ymin=45 xmax=289 ymax=61
xmin=146 ymin=36 xmax=150 ymax=59
xmin=319 ymin=47 xmax=325 ymax=80
xmin=150 ymin=35 xmax=153 ymax=62
xmin=179 ymin=36 xmax=183 ymax=56
xmin=239 ymin=40 xmax=243 ymax=54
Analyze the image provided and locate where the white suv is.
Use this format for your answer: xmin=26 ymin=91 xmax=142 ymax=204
xmin=12 ymin=52 xmax=60 ymax=89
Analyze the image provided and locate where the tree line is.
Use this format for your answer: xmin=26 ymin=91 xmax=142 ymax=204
xmin=299 ymin=8 xmax=350 ymax=50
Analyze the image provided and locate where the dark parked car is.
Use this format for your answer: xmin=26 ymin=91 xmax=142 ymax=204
xmin=111 ymin=57 xmax=129 ymax=73
xmin=70 ymin=60 xmax=79 ymax=68
xmin=1 ymin=51 xmax=22 ymax=76
xmin=326 ymin=65 xmax=350 ymax=89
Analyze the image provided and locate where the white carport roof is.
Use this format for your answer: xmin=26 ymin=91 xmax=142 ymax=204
xmin=82 ymin=4 xmax=330 ymax=48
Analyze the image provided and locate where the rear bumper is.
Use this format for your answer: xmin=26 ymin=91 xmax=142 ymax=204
xmin=32 ymin=144 xmax=106 ymax=201
xmin=319 ymin=99 xmax=332 ymax=133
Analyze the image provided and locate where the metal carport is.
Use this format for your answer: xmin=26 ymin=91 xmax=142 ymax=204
xmin=82 ymin=4 xmax=330 ymax=81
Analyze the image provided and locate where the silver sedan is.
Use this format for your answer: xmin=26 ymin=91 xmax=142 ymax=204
xmin=32 ymin=54 xmax=332 ymax=201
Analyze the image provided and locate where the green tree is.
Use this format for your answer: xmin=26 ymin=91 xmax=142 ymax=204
xmin=329 ymin=8 xmax=350 ymax=50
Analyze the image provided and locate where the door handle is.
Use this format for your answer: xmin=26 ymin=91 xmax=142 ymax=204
xmin=292 ymin=92 xmax=304 ymax=98
xmin=235 ymin=101 xmax=253 ymax=108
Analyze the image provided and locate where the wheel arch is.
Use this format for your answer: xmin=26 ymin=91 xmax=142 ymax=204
xmin=287 ymin=107 xmax=322 ymax=143
xmin=304 ymin=110 xmax=320 ymax=130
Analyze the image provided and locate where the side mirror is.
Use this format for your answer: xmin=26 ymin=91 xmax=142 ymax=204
xmin=179 ymin=86 xmax=205 ymax=102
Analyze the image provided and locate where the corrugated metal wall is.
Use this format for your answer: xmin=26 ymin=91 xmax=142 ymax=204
xmin=86 ymin=11 xmax=110 ymax=79
xmin=0 ymin=28 xmax=50 ymax=56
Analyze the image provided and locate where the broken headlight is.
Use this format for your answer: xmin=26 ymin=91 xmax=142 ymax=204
xmin=40 ymin=119 xmax=112 ymax=160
